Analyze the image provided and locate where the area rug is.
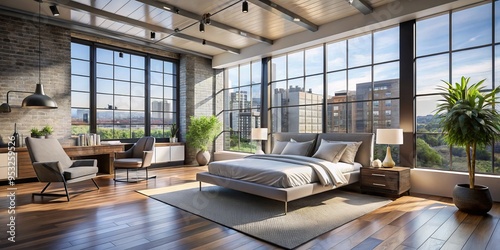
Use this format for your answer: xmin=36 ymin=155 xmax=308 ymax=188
xmin=137 ymin=182 xmax=391 ymax=249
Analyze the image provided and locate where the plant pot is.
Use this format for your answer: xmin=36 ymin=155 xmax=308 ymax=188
xmin=452 ymin=184 xmax=492 ymax=214
xmin=170 ymin=137 xmax=177 ymax=143
xmin=196 ymin=150 xmax=210 ymax=166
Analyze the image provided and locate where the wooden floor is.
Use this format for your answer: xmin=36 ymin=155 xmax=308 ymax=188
xmin=1 ymin=166 xmax=499 ymax=250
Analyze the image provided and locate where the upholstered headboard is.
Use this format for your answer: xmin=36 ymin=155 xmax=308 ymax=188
xmin=271 ymin=133 xmax=374 ymax=167
xmin=316 ymin=133 xmax=374 ymax=168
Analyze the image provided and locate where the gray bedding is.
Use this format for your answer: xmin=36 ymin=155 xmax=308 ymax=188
xmin=207 ymin=154 xmax=361 ymax=188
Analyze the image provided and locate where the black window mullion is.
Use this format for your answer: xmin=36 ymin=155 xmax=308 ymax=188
xmin=145 ymin=55 xmax=151 ymax=136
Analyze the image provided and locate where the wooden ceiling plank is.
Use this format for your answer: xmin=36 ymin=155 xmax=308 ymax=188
xmin=135 ymin=0 xmax=273 ymax=44
xmin=49 ymin=0 xmax=240 ymax=54
xmin=248 ymin=0 xmax=318 ymax=32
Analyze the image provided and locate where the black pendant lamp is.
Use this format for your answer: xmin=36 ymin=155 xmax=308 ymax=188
xmin=23 ymin=0 xmax=58 ymax=109
xmin=22 ymin=84 xmax=57 ymax=109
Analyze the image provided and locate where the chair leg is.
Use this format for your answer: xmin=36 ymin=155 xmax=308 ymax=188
xmin=40 ymin=182 xmax=52 ymax=194
xmin=146 ymin=168 xmax=156 ymax=179
xmin=63 ymin=182 xmax=70 ymax=201
xmin=91 ymin=178 xmax=100 ymax=189
xmin=126 ymin=169 xmax=129 ymax=182
xmin=32 ymin=182 xmax=71 ymax=201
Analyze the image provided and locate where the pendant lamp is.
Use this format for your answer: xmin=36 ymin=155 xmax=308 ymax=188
xmin=23 ymin=0 xmax=58 ymax=109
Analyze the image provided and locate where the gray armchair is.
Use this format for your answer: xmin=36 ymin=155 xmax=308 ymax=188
xmin=113 ymin=136 xmax=155 ymax=182
xmin=25 ymin=137 xmax=99 ymax=201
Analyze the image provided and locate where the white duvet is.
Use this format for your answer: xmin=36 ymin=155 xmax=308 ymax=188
xmin=208 ymin=154 xmax=360 ymax=188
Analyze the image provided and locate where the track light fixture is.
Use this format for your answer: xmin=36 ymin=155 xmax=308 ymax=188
xmin=199 ymin=21 xmax=205 ymax=32
xmin=202 ymin=39 xmax=206 ymax=45
xmin=242 ymin=0 xmax=248 ymax=13
xmin=150 ymin=31 xmax=156 ymax=40
xmin=119 ymin=52 xmax=123 ymax=58
xmin=202 ymin=13 xmax=211 ymax=25
xmin=49 ymin=5 xmax=60 ymax=16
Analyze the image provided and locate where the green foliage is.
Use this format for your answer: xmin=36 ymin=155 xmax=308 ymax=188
xmin=41 ymin=125 xmax=54 ymax=135
xmin=72 ymin=126 xmax=89 ymax=135
xmin=435 ymin=76 xmax=500 ymax=188
xmin=416 ymin=138 xmax=442 ymax=167
xmin=186 ymin=115 xmax=222 ymax=151
xmin=30 ymin=128 xmax=43 ymax=137
xmin=169 ymin=123 xmax=179 ymax=138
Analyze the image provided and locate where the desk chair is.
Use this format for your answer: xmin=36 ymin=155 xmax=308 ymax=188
xmin=113 ymin=136 xmax=155 ymax=182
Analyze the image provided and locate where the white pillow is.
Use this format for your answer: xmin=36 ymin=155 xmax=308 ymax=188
xmin=327 ymin=141 xmax=363 ymax=164
xmin=312 ymin=140 xmax=348 ymax=162
xmin=281 ymin=140 xmax=314 ymax=156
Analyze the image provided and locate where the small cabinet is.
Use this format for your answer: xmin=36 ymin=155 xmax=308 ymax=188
xmin=153 ymin=144 xmax=185 ymax=165
xmin=360 ymin=166 xmax=410 ymax=196
xmin=154 ymin=146 xmax=171 ymax=163
xmin=170 ymin=145 xmax=184 ymax=162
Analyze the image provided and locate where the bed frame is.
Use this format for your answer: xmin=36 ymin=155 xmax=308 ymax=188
xmin=196 ymin=132 xmax=374 ymax=214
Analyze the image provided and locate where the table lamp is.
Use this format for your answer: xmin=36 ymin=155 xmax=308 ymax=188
xmin=376 ymin=128 xmax=403 ymax=168
xmin=251 ymin=128 xmax=268 ymax=154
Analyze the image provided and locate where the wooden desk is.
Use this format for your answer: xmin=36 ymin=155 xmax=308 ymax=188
xmin=0 ymin=144 xmax=126 ymax=179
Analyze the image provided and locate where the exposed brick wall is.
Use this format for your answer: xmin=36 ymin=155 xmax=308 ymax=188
xmin=180 ymin=54 xmax=219 ymax=165
xmin=0 ymin=14 xmax=220 ymax=166
xmin=0 ymin=14 xmax=72 ymax=146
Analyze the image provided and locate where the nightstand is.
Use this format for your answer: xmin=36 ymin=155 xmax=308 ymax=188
xmin=360 ymin=166 xmax=410 ymax=196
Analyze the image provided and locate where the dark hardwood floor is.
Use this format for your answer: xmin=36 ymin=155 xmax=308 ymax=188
xmin=1 ymin=166 xmax=499 ymax=250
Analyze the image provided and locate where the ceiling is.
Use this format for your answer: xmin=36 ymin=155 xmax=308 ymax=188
xmin=0 ymin=0 xmax=396 ymax=59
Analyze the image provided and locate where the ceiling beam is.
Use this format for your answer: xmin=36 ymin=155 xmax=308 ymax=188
xmin=136 ymin=0 xmax=273 ymax=45
xmin=0 ymin=4 xmax=212 ymax=58
xmin=50 ymin=0 xmax=240 ymax=54
xmin=247 ymin=0 xmax=318 ymax=32
xmin=346 ymin=0 xmax=373 ymax=15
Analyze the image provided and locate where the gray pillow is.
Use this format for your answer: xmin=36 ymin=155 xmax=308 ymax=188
xmin=328 ymin=141 xmax=363 ymax=164
xmin=312 ymin=140 xmax=348 ymax=163
xmin=281 ymin=140 xmax=314 ymax=156
xmin=271 ymin=139 xmax=292 ymax=154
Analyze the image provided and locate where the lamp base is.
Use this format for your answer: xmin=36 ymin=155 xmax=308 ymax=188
xmin=382 ymin=146 xmax=395 ymax=168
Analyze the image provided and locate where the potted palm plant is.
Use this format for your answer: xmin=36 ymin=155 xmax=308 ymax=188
xmin=435 ymin=76 xmax=500 ymax=214
xmin=186 ymin=115 xmax=222 ymax=166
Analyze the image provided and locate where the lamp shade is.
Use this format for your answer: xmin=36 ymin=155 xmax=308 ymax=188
xmin=251 ymin=128 xmax=268 ymax=140
xmin=376 ymin=128 xmax=403 ymax=145
xmin=22 ymin=84 xmax=58 ymax=109
xmin=0 ymin=103 xmax=11 ymax=113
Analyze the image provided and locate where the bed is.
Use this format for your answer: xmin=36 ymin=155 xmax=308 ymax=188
xmin=196 ymin=132 xmax=374 ymax=214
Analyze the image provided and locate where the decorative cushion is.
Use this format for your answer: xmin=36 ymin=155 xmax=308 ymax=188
xmin=312 ymin=140 xmax=348 ymax=162
xmin=271 ymin=138 xmax=296 ymax=154
xmin=281 ymin=140 xmax=314 ymax=156
xmin=330 ymin=141 xmax=363 ymax=164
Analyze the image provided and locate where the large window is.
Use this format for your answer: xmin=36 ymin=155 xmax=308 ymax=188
xmin=223 ymin=61 xmax=262 ymax=153
xmin=415 ymin=2 xmax=499 ymax=174
xmin=271 ymin=46 xmax=324 ymax=134
xmin=70 ymin=41 xmax=178 ymax=140
xmin=267 ymin=27 xmax=400 ymax=161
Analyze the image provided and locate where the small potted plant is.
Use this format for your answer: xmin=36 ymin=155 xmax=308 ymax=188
xmin=30 ymin=128 xmax=44 ymax=139
xmin=186 ymin=115 xmax=222 ymax=166
xmin=435 ymin=76 xmax=500 ymax=214
xmin=41 ymin=125 xmax=54 ymax=138
xmin=170 ymin=123 xmax=179 ymax=143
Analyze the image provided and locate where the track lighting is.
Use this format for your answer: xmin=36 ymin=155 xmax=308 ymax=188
xmin=119 ymin=52 xmax=123 ymax=58
xmin=150 ymin=31 xmax=156 ymax=40
xmin=49 ymin=5 xmax=59 ymax=16
xmin=202 ymin=13 xmax=211 ymax=25
xmin=199 ymin=21 xmax=205 ymax=32
xmin=242 ymin=0 xmax=248 ymax=13
xmin=202 ymin=39 xmax=206 ymax=45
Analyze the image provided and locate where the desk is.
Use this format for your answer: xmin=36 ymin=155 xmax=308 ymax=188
xmin=0 ymin=144 xmax=126 ymax=180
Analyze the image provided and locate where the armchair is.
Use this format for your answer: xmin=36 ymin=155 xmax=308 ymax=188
xmin=113 ymin=136 xmax=155 ymax=182
xmin=25 ymin=137 xmax=99 ymax=201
